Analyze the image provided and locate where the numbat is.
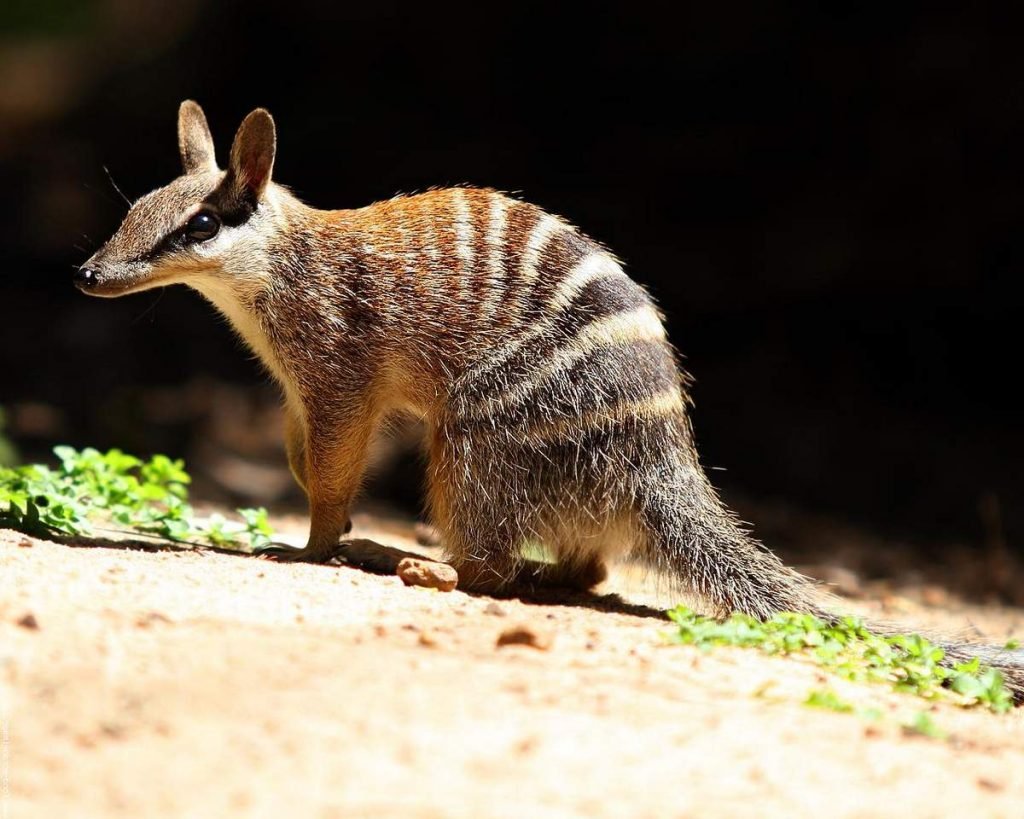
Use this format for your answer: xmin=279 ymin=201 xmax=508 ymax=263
xmin=79 ymin=102 xmax=1023 ymax=696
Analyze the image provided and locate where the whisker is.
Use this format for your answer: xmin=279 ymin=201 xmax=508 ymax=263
xmin=131 ymin=288 xmax=165 ymax=325
xmin=82 ymin=181 xmax=127 ymax=211
xmin=103 ymin=164 xmax=133 ymax=208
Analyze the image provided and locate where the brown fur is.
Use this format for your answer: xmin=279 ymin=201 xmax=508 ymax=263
xmin=78 ymin=102 xmax=1024 ymax=699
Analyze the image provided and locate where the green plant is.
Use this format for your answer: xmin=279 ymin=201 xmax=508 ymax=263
xmin=0 ymin=445 xmax=273 ymax=550
xmin=902 ymin=711 xmax=947 ymax=740
xmin=667 ymin=606 xmax=1014 ymax=713
xmin=804 ymin=688 xmax=854 ymax=714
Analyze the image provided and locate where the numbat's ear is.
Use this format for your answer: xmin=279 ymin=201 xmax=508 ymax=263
xmin=227 ymin=108 xmax=276 ymax=201
xmin=177 ymin=100 xmax=217 ymax=175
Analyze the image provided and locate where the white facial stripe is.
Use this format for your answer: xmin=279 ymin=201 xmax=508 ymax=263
xmin=191 ymin=220 xmax=237 ymax=257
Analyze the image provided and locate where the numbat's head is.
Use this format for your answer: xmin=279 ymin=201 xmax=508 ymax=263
xmin=76 ymin=101 xmax=284 ymax=297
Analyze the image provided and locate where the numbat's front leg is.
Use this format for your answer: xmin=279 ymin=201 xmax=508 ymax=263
xmin=256 ymin=518 xmax=354 ymax=563
xmin=257 ymin=407 xmax=373 ymax=563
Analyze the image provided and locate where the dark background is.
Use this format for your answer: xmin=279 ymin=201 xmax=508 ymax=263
xmin=1 ymin=2 xmax=1021 ymax=557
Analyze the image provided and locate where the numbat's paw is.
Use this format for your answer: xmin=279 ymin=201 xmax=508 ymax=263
xmin=254 ymin=542 xmax=346 ymax=564
xmin=336 ymin=538 xmax=421 ymax=574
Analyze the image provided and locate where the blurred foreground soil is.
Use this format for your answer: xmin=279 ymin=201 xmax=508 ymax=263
xmin=2 ymin=505 xmax=1023 ymax=818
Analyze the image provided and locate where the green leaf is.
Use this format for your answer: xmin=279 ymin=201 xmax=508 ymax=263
xmin=805 ymin=689 xmax=854 ymax=713
xmin=0 ymin=444 xmax=275 ymax=550
xmin=667 ymin=603 xmax=1014 ymax=713
xmin=902 ymin=712 xmax=947 ymax=740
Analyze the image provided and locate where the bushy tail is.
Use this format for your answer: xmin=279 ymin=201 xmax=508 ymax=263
xmin=639 ymin=465 xmax=831 ymax=620
xmin=640 ymin=463 xmax=1024 ymax=702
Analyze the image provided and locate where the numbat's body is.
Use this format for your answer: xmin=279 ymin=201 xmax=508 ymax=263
xmin=79 ymin=103 xmax=1024 ymax=697
xmin=79 ymin=101 xmax=800 ymax=613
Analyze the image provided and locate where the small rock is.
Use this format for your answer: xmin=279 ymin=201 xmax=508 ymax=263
xmin=414 ymin=522 xmax=442 ymax=547
xmin=496 ymin=623 xmax=552 ymax=650
xmin=135 ymin=611 xmax=172 ymax=628
xmin=484 ymin=602 xmax=507 ymax=617
xmin=418 ymin=629 xmax=439 ymax=648
xmin=17 ymin=537 xmax=33 ymax=548
xmin=16 ymin=612 xmax=39 ymax=630
xmin=977 ymin=777 xmax=1004 ymax=792
xmin=396 ymin=557 xmax=458 ymax=592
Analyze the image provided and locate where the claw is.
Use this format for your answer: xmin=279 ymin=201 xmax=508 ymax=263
xmin=253 ymin=542 xmax=345 ymax=564
xmin=254 ymin=542 xmax=297 ymax=559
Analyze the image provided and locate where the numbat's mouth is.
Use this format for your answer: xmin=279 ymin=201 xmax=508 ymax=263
xmin=73 ymin=267 xmax=175 ymax=298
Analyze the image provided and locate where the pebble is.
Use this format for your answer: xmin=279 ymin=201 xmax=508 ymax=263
xmin=135 ymin=611 xmax=172 ymax=628
xmin=496 ymin=623 xmax=552 ymax=651
xmin=396 ymin=557 xmax=458 ymax=592
xmin=418 ymin=630 xmax=440 ymax=648
xmin=484 ymin=602 xmax=507 ymax=617
xmin=16 ymin=612 xmax=39 ymax=630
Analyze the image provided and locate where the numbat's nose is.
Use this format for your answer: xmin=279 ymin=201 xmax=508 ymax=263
xmin=74 ymin=267 xmax=99 ymax=290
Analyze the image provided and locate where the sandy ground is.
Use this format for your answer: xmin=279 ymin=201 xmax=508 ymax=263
xmin=2 ymin=513 xmax=1023 ymax=819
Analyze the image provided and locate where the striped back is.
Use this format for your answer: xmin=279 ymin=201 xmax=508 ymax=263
xmin=338 ymin=187 xmax=687 ymax=440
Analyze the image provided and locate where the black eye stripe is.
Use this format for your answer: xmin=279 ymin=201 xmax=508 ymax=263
xmin=134 ymin=184 xmax=255 ymax=264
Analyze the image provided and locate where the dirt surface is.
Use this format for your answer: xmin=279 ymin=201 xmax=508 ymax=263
xmin=2 ymin=513 xmax=1024 ymax=819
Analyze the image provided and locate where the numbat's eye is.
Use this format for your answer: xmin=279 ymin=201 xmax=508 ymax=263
xmin=184 ymin=210 xmax=220 ymax=242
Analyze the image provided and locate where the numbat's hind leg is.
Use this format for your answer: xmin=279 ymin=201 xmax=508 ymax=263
xmin=453 ymin=553 xmax=608 ymax=595
xmin=513 ymin=554 xmax=608 ymax=591
xmin=428 ymin=412 xmax=615 ymax=595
